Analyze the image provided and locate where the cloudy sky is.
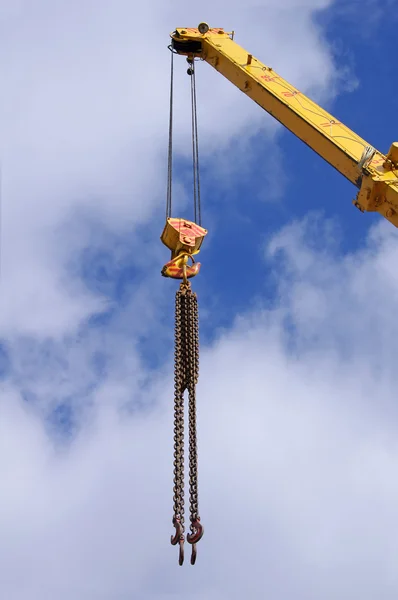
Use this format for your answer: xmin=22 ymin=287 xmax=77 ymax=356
xmin=1 ymin=1 xmax=398 ymax=598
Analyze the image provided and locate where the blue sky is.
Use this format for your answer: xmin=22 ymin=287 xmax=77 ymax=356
xmin=1 ymin=1 xmax=398 ymax=599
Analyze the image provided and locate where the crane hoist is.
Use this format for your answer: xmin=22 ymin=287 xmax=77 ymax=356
xmin=161 ymin=22 xmax=398 ymax=567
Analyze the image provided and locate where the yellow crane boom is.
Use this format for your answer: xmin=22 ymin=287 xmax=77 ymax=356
xmin=171 ymin=23 xmax=398 ymax=228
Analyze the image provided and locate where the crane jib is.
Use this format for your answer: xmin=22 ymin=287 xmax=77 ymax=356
xmin=171 ymin=25 xmax=398 ymax=228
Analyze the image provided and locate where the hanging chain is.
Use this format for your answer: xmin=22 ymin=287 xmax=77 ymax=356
xmin=171 ymin=282 xmax=204 ymax=565
xmin=170 ymin=285 xmax=185 ymax=565
xmin=186 ymin=288 xmax=203 ymax=565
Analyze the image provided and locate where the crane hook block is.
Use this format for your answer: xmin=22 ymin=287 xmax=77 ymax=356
xmin=161 ymin=218 xmax=207 ymax=256
xmin=160 ymin=218 xmax=207 ymax=281
xmin=161 ymin=252 xmax=201 ymax=280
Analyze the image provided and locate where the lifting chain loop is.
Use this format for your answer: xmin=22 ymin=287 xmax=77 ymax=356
xmin=186 ymin=288 xmax=204 ymax=564
xmin=171 ymin=286 xmax=185 ymax=563
xmin=171 ymin=282 xmax=204 ymax=565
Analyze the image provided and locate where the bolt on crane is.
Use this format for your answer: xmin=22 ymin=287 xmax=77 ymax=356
xmin=161 ymin=22 xmax=398 ymax=566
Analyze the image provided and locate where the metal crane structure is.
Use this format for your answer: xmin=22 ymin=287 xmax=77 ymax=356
xmin=161 ymin=22 xmax=398 ymax=566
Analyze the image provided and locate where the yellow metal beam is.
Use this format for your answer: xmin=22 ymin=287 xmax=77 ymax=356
xmin=171 ymin=26 xmax=398 ymax=228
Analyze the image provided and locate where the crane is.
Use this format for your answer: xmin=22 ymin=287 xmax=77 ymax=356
xmin=171 ymin=23 xmax=398 ymax=227
xmin=161 ymin=23 xmax=398 ymax=567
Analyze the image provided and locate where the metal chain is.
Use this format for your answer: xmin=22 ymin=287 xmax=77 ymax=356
xmin=187 ymin=290 xmax=199 ymax=523
xmin=186 ymin=288 xmax=203 ymax=565
xmin=170 ymin=286 xmax=185 ymax=565
xmin=171 ymin=282 xmax=203 ymax=566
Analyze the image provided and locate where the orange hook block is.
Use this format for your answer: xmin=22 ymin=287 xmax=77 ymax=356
xmin=161 ymin=252 xmax=201 ymax=280
xmin=161 ymin=218 xmax=207 ymax=258
xmin=160 ymin=218 xmax=207 ymax=281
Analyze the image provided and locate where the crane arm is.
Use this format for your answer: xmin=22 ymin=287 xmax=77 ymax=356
xmin=171 ymin=25 xmax=398 ymax=228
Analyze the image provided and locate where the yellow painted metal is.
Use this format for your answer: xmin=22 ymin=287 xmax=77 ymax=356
xmin=171 ymin=26 xmax=398 ymax=228
xmin=161 ymin=218 xmax=207 ymax=259
xmin=386 ymin=143 xmax=398 ymax=168
xmin=161 ymin=252 xmax=201 ymax=282
xmin=160 ymin=218 xmax=207 ymax=281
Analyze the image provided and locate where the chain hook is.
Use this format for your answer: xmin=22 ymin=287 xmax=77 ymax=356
xmin=187 ymin=518 xmax=203 ymax=564
xmin=187 ymin=518 xmax=204 ymax=544
xmin=178 ymin=538 xmax=184 ymax=565
xmin=190 ymin=543 xmax=197 ymax=565
xmin=171 ymin=516 xmax=185 ymax=566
